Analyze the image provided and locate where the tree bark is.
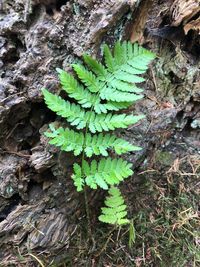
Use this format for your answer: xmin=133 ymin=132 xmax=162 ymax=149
xmin=0 ymin=0 xmax=199 ymax=265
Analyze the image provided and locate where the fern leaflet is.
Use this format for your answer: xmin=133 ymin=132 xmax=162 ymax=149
xmin=100 ymin=87 xmax=143 ymax=102
xmin=83 ymin=54 xmax=107 ymax=80
xmin=72 ymin=64 xmax=101 ymax=93
xmin=72 ymin=158 xmax=133 ymax=190
xmin=99 ymin=187 xmax=130 ymax=225
xmin=45 ymin=124 xmax=141 ymax=157
xmin=57 ymin=68 xmax=97 ymax=108
xmin=42 ymin=89 xmax=144 ymax=132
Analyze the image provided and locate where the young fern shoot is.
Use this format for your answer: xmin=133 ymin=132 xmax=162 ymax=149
xmin=42 ymin=41 xmax=155 ymax=226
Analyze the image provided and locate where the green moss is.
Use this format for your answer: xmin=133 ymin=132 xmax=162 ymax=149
xmin=155 ymin=150 xmax=175 ymax=167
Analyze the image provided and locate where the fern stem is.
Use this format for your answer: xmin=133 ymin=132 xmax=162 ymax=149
xmin=81 ymin=88 xmax=103 ymax=241
xmin=81 ymin=130 xmax=91 ymax=227
xmin=83 ymin=186 xmax=95 ymax=247
xmin=81 ymin=123 xmax=96 ymax=249
xmin=81 ymin=139 xmax=91 ymax=237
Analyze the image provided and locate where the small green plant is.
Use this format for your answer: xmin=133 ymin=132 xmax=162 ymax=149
xmin=42 ymin=41 xmax=155 ymax=227
xmin=99 ymin=187 xmax=129 ymax=225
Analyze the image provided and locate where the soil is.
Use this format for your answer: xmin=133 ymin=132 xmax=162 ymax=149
xmin=0 ymin=0 xmax=199 ymax=266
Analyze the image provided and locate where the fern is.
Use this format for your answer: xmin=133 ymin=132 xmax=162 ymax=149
xmin=57 ymin=68 xmax=97 ymax=108
xmin=42 ymin=41 xmax=155 ymax=226
xmin=72 ymin=158 xmax=133 ymax=190
xmin=45 ymin=124 xmax=141 ymax=157
xmin=42 ymin=89 xmax=144 ymax=132
xmin=100 ymin=87 xmax=143 ymax=102
xmin=99 ymin=187 xmax=129 ymax=225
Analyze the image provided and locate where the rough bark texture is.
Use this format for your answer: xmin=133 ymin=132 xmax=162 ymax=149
xmin=0 ymin=0 xmax=199 ymax=266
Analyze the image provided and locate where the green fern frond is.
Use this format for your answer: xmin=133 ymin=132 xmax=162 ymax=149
xmin=103 ymin=101 xmax=132 ymax=111
xmin=42 ymin=88 xmax=84 ymax=120
xmin=72 ymin=163 xmax=84 ymax=191
xmin=104 ymin=42 xmax=155 ymax=74
xmin=83 ymin=54 xmax=107 ymax=81
xmin=56 ymin=69 xmax=138 ymax=113
xmin=88 ymin=113 xmax=144 ymax=133
xmin=109 ymin=80 xmax=143 ymax=93
xmin=100 ymin=87 xmax=143 ymax=102
xmin=73 ymin=158 xmax=133 ymax=190
xmin=57 ymin=68 xmax=108 ymax=114
xmin=42 ymin=89 xmax=144 ymax=132
xmin=99 ymin=187 xmax=129 ymax=225
xmin=84 ymin=131 xmax=141 ymax=156
xmin=45 ymin=42 xmax=155 ymax=117
xmin=56 ymin=68 xmax=97 ymax=108
xmin=72 ymin=64 xmax=102 ymax=93
xmin=42 ymin=88 xmax=87 ymax=129
xmin=102 ymin=42 xmax=155 ymax=101
xmin=94 ymin=100 xmax=132 ymax=113
xmin=103 ymin=44 xmax=115 ymax=72
xmin=45 ymin=125 xmax=84 ymax=156
xmin=114 ymin=72 xmax=145 ymax=83
xmin=57 ymin=68 xmax=133 ymax=114
xmin=42 ymin=41 xmax=156 ymax=227
xmin=114 ymin=41 xmax=125 ymax=66
xmin=127 ymin=43 xmax=155 ymax=70
xmin=120 ymin=64 xmax=146 ymax=75
xmin=45 ymin=125 xmax=141 ymax=157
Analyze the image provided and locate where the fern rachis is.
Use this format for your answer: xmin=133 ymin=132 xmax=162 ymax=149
xmin=42 ymin=41 xmax=155 ymax=227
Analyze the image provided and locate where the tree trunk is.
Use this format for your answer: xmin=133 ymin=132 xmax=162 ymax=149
xmin=0 ymin=0 xmax=199 ymax=266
